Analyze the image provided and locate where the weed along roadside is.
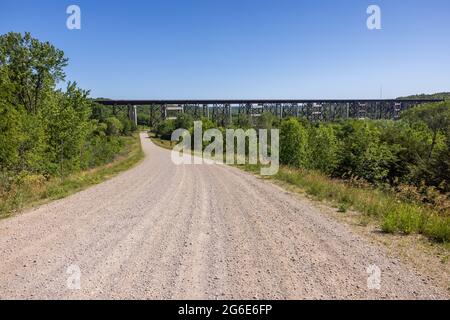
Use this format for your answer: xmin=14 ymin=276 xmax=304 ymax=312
xmin=0 ymin=133 xmax=143 ymax=218
xmin=240 ymin=164 xmax=450 ymax=244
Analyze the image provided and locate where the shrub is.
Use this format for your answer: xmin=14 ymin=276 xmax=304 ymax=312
xmin=120 ymin=117 xmax=137 ymax=136
xmin=105 ymin=117 xmax=123 ymax=136
xmin=381 ymin=212 xmax=398 ymax=233
xmin=174 ymin=113 xmax=194 ymax=130
xmin=338 ymin=203 xmax=350 ymax=213
xmin=280 ymin=118 xmax=308 ymax=167
xmin=308 ymin=124 xmax=338 ymax=174
xmin=381 ymin=204 xmax=424 ymax=235
xmin=155 ymin=120 xmax=176 ymax=140
xmin=0 ymin=102 xmax=21 ymax=167
xmin=257 ymin=112 xmax=279 ymax=130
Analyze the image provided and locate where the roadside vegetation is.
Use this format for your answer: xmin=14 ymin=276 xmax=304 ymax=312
xmin=398 ymin=92 xmax=450 ymax=101
xmin=0 ymin=32 xmax=142 ymax=217
xmin=150 ymin=102 xmax=450 ymax=243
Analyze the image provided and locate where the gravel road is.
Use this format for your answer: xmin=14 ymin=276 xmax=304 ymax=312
xmin=0 ymin=133 xmax=447 ymax=299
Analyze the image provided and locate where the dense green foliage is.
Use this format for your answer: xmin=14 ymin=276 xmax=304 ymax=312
xmin=277 ymin=103 xmax=450 ymax=197
xmin=398 ymin=92 xmax=450 ymax=101
xmin=0 ymin=32 xmax=137 ymax=211
xmin=279 ymin=119 xmax=308 ymax=167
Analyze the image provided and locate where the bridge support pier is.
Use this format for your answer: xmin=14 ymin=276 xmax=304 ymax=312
xmin=128 ymin=105 xmax=137 ymax=126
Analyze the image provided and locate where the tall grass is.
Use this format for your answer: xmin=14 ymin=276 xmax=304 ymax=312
xmin=242 ymin=164 xmax=449 ymax=243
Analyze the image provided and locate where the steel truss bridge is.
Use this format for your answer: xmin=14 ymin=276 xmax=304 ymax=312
xmin=95 ymin=99 xmax=442 ymax=126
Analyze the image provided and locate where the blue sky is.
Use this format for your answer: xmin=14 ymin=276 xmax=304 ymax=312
xmin=1 ymin=0 xmax=449 ymax=99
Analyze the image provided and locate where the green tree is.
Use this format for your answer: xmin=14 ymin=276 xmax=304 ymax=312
xmin=0 ymin=32 xmax=68 ymax=114
xmin=257 ymin=112 xmax=279 ymax=130
xmin=0 ymin=68 xmax=21 ymax=168
xmin=400 ymin=102 xmax=450 ymax=190
xmin=200 ymin=117 xmax=216 ymax=131
xmin=155 ymin=120 xmax=176 ymax=139
xmin=335 ymin=120 xmax=397 ymax=184
xmin=280 ymin=118 xmax=308 ymax=167
xmin=174 ymin=113 xmax=194 ymax=130
xmin=236 ymin=114 xmax=252 ymax=129
xmin=308 ymin=124 xmax=338 ymax=174
xmin=44 ymin=83 xmax=92 ymax=174
xmin=402 ymin=102 xmax=450 ymax=161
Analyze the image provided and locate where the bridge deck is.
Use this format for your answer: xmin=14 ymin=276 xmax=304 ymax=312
xmin=95 ymin=99 xmax=442 ymax=105
xmin=95 ymin=99 xmax=444 ymax=124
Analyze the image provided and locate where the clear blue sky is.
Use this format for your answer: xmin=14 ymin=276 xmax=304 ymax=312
xmin=1 ymin=0 xmax=449 ymax=99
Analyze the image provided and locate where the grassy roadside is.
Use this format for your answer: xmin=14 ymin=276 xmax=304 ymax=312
xmin=0 ymin=133 xmax=144 ymax=219
xmin=149 ymin=133 xmax=177 ymax=150
xmin=149 ymin=133 xmax=449 ymax=244
xmin=239 ymin=163 xmax=450 ymax=292
xmin=240 ymin=164 xmax=449 ymax=244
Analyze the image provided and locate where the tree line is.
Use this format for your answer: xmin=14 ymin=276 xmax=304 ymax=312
xmin=0 ymin=32 xmax=137 ymax=198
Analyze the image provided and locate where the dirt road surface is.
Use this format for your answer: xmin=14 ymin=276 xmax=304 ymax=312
xmin=0 ymin=133 xmax=447 ymax=299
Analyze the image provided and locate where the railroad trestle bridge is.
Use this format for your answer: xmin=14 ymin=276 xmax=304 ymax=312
xmin=95 ymin=99 xmax=442 ymax=126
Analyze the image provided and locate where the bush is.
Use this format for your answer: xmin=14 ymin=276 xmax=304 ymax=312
xmin=401 ymin=102 xmax=450 ymax=191
xmin=280 ymin=118 xmax=309 ymax=167
xmin=155 ymin=120 xmax=176 ymax=140
xmin=381 ymin=204 xmax=424 ymax=235
xmin=120 ymin=117 xmax=137 ymax=136
xmin=80 ymin=135 xmax=123 ymax=169
xmin=236 ymin=114 xmax=252 ymax=129
xmin=335 ymin=120 xmax=397 ymax=184
xmin=257 ymin=112 xmax=279 ymax=130
xmin=308 ymin=124 xmax=338 ymax=174
xmin=174 ymin=113 xmax=193 ymax=130
xmin=105 ymin=117 xmax=123 ymax=136
xmin=0 ymin=101 xmax=21 ymax=168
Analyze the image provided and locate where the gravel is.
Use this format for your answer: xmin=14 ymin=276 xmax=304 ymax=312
xmin=0 ymin=133 xmax=447 ymax=299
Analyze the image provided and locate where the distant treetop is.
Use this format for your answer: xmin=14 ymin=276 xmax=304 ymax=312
xmin=397 ymin=92 xmax=450 ymax=101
